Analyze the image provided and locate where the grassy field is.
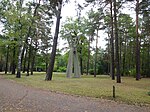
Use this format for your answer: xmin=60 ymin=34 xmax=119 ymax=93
xmin=2 ymin=72 xmax=150 ymax=105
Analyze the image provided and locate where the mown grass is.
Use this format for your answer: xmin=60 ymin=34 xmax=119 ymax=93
xmin=2 ymin=72 xmax=150 ymax=105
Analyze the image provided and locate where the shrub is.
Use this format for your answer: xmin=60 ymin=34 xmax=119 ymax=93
xmin=57 ymin=67 xmax=66 ymax=72
xmin=148 ymin=91 xmax=150 ymax=96
xmin=89 ymin=69 xmax=94 ymax=75
xmin=89 ymin=69 xmax=98 ymax=75
xmin=129 ymin=68 xmax=136 ymax=77
xmin=141 ymin=69 xmax=149 ymax=77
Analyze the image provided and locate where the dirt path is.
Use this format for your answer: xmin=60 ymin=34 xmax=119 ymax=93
xmin=0 ymin=76 xmax=149 ymax=112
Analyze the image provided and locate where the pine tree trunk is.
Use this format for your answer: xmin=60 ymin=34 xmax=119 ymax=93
xmin=23 ymin=49 xmax=27 ymax=73
xmin=31 ymin=47 xmax=37 ymax=75
xmin=26 ymin=40 xmax=32 ymax=76
xmin=45 ymin=0 xmax=62 ymax=81
xmin=108 ymin=35 xmax=111 ymax=75
xmin=80 ymin=52 xmax=83 ymax=75
xmin=94 ymin=29 xmax=98 ymax=77
xmin=5 ymin=46 xmax=9 ymax=74
xmin=122 ymin=45 xmax=126 ymax=76
xmin=110 ymin=0 xmax=115 ymax=80
xmin=114 ymin=0 xmax=121 ymax=83
xmin=45 ymin=55 xmax=48 ymax=73
xmin=128 ymin=39 xmax=132 ymax=71
xmin=135 ymin=0 xmax=140 ymax=80
xmin=30 ymin=54 xmax=35 ymax=75
xmin=79 ymin=41 xmax=83 ymax=75
xmin=46 ymin=62 xmax=48 ymax=73
xmin=147 ymin=43 xmax=150 ymax=77
xmin=86 ymin=36 xmax=91 ymax=75
xmin=21 ymin=3 xmax=39 ymax=73
xmin=12 ymin=45 xmax=16 ymax=74
xmin=0 ymin=56 xmax=3 ymax=72
xmin=122 ymin=33 xmax=127 ymax=76
xmin=21 ymin=40 xmax=27 ymax=69
xmin=119 ymin=34 xmax=122 ymax=76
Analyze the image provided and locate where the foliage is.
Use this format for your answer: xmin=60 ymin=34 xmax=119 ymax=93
xmin=57 ymin=67 xmax=67 ymax=72
xmin=0 ymin=0 xmax=56 ymax=77
xmin=148 ymin=91 xmax=150 ymax=96
xmin=0 ymin=0 xmax=149 ymax=79
xmin=89 ymin=69 xmax=98 ymax=75
xmin=129 ymin=68 xmax=136 ymax=77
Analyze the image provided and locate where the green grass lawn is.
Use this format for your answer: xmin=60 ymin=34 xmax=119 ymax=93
xmin=2 ymin=72 xmax=150 ymax=105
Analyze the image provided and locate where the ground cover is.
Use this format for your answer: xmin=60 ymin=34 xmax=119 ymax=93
xmin=3 ymin=72 xmax=150 ymax=105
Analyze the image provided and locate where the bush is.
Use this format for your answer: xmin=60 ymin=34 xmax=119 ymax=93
xmin=141 ymin=69 xmax=149 ymax=77
xmin=89 ymin=69 xmax=94 ymax=75
xmin=57 ymin=67 xmax=66 ymax=72
xmin=129 ymin=68 xmax=136 ymax=77
xmin=89 ymin=69 xmax=98 ymax=75
xmin=124 ymin=70 xmax=130 ymax=75
xmin=148 ymin=91 xmax=150 ymax=96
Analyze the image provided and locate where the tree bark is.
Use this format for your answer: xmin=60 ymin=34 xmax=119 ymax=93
xmin=94 ymin=29 xmax=98 ymax=77
xmin=26 ymin=39 xmax=33 ymax=76
xmin=73 ymin=47 xmax=81 ymax=78
xmin=86 ymin=36 xmax=91 ymax=75
xmin=21 ymin=3 xmax=40 ymax=73
xmin=45 ymin=54 xmax=48 ymax=73
xmin=66 ymin=48 xmax=73 ymax=78
xmin=45 ymin=0 xmax=62 ymax=81
xmin=31 ymin=49 xmax=36 ymax=75
xmin=16 ymin=45 xmax=23 ymax=78
xmin=135 ymin=0 xmax=140 ymax=80
xmin=128 ymin=39 xmax=132 ymax=71
xmin=46 ymin=62 xmax=48 ymax=73
xmin=5 ymin=46 xmax=9 ymax=74
xmin=0 ymin=56 xmax=3 ymax=72
xmin=114 ymin=0 xmax=121 ymax=83
xmin=31 ymin=41 xmax=38 ymax=75
xmin=122 ymin=36 xmax=126 ymax=76
xmin=79 ymin=41 xmax=83 ymax=75
xmin=147 ymin=42 xmax=150 ymax=77
xmin=12 ymin=45 xmax=16 ymax=74
xmin=119 ymin=33 xmax=122 ymax=75
xmin=110 ymin=0 xmax=115 ymax=80
xmin=16 ymin=0 xmax=23 ymax=78
xmin=21 ymin=39 xmax=28 ymax=69
xmin=23 ymin=49 xmax=27 ymax=73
